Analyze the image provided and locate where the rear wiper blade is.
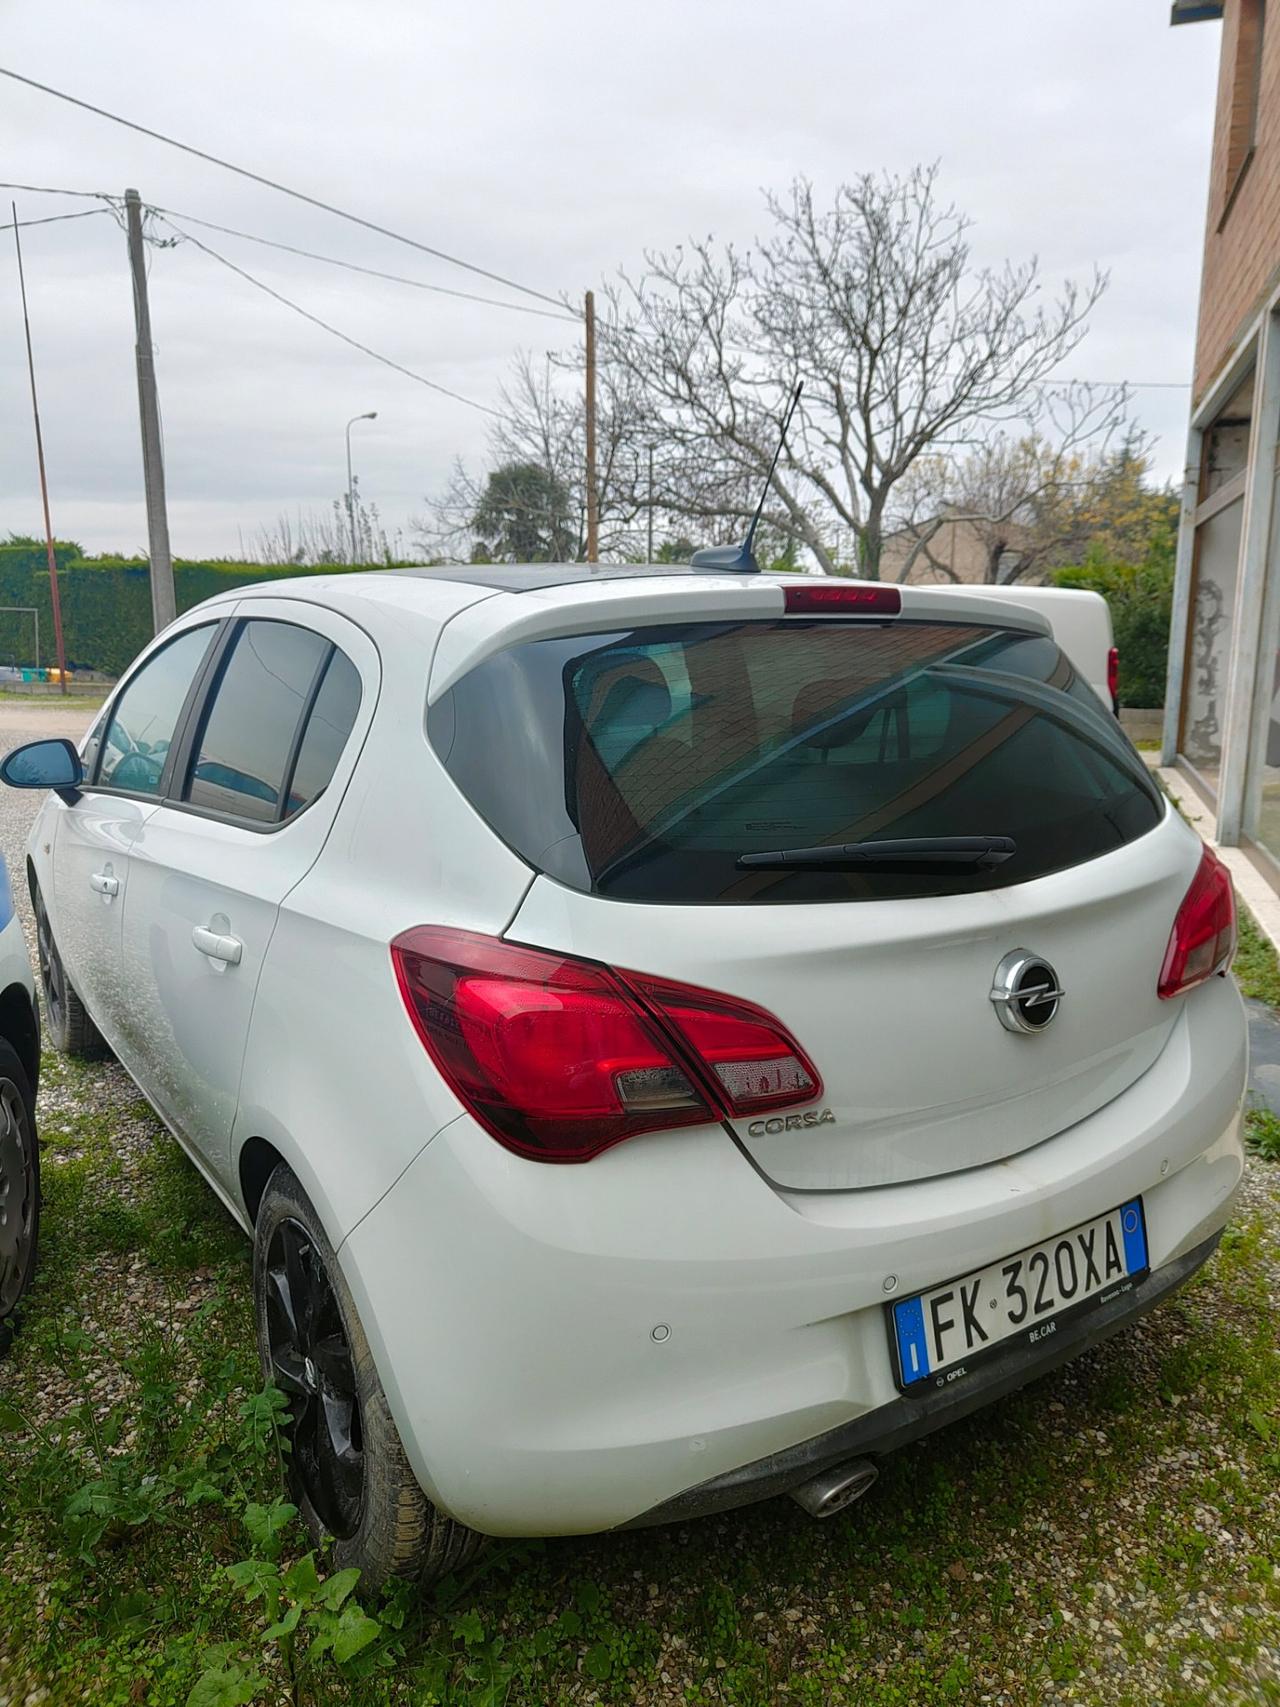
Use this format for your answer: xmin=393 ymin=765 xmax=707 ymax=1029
xmin=736 ymin=835 xmax=1016 ymax=871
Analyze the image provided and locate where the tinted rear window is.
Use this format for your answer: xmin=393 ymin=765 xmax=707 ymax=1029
xmin=286 ymin=648 xmax=362 ymax=815
xmin=428 ymin=619 xmax=1163 ymax=904
xmin=185 ymin=621 xmax=329 ymax=823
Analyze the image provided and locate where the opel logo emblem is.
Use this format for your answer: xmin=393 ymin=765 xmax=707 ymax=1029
xmin=990 ymin=949 xmax=1064 ymax=1035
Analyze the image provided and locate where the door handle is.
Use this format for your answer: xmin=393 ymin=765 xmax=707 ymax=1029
xmin=89 ymin=871 xmax=119 ymax=897
xmin=192 ymin=925 xmax=243 ymax=965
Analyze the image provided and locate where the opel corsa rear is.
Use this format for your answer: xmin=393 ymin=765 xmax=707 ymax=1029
xmin=10 ymin=565 xmax=1247 ymax=1586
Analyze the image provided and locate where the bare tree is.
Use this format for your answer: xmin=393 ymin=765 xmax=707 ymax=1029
xmin=414 ymin=352 xmax=653 ymax=562
xmin=888 ymin=389 xmax=1136 ymax=585
xmin=597 ymin=168 xmax=1113 ymax=577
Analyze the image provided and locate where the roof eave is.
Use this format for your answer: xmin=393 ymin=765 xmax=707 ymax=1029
xmin=1170 ymin=1 xmax=1224 ymax=25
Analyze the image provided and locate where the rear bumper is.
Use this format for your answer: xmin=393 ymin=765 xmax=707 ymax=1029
xmin=340 ymin=974 xmax=1246 ymax=1537
xmin=624 ymin=1229 xmax=1221 ymax=1526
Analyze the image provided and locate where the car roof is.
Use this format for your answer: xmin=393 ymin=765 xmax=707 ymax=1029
xmin=220 ymin=565 xmax=1052 ymax=671
xmin=219 ymin=563 xmax=742 ymax=623
xmin=390 ymin=563 xmax=723 ymax=592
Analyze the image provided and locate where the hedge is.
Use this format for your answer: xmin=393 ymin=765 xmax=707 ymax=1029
xmin=1054 ymin=552 xmax=1174 ymax=710
xmin=0 ymin=547 xmax=377 ymax=678
xmin=4 ymin=543 xmax=1178 ymax=702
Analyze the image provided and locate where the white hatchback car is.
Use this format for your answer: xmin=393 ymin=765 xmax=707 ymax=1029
xmin=0 ymin=566 xmax=1247 ymax=1587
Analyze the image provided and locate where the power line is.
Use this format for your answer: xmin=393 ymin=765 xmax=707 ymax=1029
xmin=1050 ymin=378 xmax=1192 ymax=390
xmin=0 ymin=65 xmax=567 ymax=311
xmin=148 ymin=203 xmax=580 ymax=324
xmin=0 ymin=167 xmax=1192 ymax=394
xmin=0 ymin=163 xmax=1191 ymax=397
xmin=157 ymin=214 xmax=510 ymax=422
xmin=0 ymin=180 xmax=116 ymax=201
xmin=0 ymin=206 xmax=114 ymax=232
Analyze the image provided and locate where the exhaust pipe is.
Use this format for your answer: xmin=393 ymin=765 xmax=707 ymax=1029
xmin=790 ymin=1458 xmax=879 ymax=1520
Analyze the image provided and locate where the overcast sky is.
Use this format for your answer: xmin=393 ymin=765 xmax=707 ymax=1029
xmin=0 ymin=0 xmax=1221 ymax=561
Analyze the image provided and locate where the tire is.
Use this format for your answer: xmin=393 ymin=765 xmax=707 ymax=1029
xmin=252 ymin=1164 xmax=485 ymax=1592
xmin=0 ymin=1036 xmax=39 ymax=1357
xmin=34 ymin=885 xmax=108 ymax=1060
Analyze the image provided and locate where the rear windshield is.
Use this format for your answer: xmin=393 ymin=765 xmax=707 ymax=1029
xmin=428 ymin=618 xmax=1163 ymax=904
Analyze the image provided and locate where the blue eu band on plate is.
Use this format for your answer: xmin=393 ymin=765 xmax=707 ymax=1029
xmin=891 ymin=1199 xmax=1149 ymax=1389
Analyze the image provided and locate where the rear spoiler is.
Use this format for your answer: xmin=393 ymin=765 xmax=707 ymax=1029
xmin=428 ymin=573 xmax=1051 ymax=702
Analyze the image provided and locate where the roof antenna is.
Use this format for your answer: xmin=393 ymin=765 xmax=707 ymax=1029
xmin=690 ymin=382 xmax=803 ymax=574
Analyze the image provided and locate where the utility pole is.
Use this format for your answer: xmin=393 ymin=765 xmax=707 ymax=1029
xmin=124 ymin=189 xmax=176 ymax=633
xmin=646 ymin=445 xmax=655 ymax=563
xmin=584 ymin=289 xmax=599 ymax=563
xmin=12 ymin=202 xmax=67 ymax=694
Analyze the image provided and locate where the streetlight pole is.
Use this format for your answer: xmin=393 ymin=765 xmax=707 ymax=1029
xmin=345 ymin=411 xmax=377 ymax=564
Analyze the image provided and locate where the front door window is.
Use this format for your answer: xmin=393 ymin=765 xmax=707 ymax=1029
xmin=96 ymin=626 xmax=216 ymax=795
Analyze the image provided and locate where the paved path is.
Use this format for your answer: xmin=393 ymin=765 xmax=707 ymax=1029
xmin=1245 ymin=998 xmax=1280 ymax=1117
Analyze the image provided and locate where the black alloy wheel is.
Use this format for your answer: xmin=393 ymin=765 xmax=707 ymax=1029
xmin=0 ymin=1071 xmax=38 ymax=1345
xmin=254 ymin=1163 xmax=485 ymax=1587
xmin=263 ymin=1216 xmax=365 ymax=1539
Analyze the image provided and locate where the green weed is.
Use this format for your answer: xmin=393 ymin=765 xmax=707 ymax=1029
xmin=1246 ymin=1107 xmax=1280 ymax=1163
xmin=1234 ymin=903 xmax=1280 ymax=1007
xmin=2 ymin=1039 xmax=1280 ymax=1704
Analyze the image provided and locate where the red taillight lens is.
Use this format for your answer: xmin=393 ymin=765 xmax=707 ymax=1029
xmin=391 ymin=927 xmax=822 ymax=1161
xmin=784 ymin=583 xmax=901 ymax=616
xmin=1107 ymin=645 xmax=1120 ymax=707
xmin=1158 ymin=846 xmax=1236 ymax=1000
xmin=629 ymin=975 xmax=820 ymax=1113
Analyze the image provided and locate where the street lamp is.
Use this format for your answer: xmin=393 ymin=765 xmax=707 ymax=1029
xmin=345 ymin=411 xmax=377 ymax=564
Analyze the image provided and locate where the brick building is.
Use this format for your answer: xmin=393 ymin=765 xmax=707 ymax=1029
xmin=1164 ymin=0 xmax=1280 ymax=879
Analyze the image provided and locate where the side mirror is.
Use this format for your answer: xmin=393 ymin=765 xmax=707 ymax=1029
xmin=0 ymin=738 xmax=84 ymax=801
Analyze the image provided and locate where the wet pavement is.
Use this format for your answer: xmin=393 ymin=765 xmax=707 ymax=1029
xmin=1245 ymin=997 xmax=1280 ymax=1117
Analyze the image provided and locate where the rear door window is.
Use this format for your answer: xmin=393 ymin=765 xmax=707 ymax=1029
xmin=182 ymin=620 xmax=359 ymax=826
xmin=283 ymin=648 xmax=362 ymax=815
xmin=429 ymin=618 xmax=1163 ymax=904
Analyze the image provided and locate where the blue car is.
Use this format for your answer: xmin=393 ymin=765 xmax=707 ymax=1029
xmin=0 ymin=851 xmax=41 ymax=1355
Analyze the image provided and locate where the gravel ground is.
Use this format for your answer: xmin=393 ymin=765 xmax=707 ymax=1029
xmin=0 ymin=701 xmax=181 ymax=1434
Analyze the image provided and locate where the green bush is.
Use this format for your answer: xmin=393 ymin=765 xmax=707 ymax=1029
xmin=0 ymin=549 xmax=380 ymax=678
xmin=1054 ymin=540 xmax=1174 ymax=710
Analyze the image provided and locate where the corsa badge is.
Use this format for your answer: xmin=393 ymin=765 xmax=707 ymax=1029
xmin=745 ymin=1108 xmax=836 ymax=1137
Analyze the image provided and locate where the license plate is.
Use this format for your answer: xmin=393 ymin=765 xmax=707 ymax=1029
xmin=890 ymin=1199 xmax=1148 ymax=1390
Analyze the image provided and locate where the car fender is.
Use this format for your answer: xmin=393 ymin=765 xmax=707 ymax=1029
xmin=228 ymin=1109 xmax=342 ymax=1245
xmin=24 ymin=795 xmax=59 ymax=918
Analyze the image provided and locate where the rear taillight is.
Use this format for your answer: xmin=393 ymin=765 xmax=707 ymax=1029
xmin=784 ymin=583 xmax=901 ymax=616
xmin=390 ymin=927 xmax=822 ymax=1162
xmin=1107 ymin=645 xmax=1120 ymax=709
xmin=624 ymin=974 xmax=820 ymax=1114
xmin=1158 ymin=846 xmax=1236 ymax=1000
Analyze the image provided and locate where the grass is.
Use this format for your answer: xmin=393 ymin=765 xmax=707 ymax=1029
xmin=1 ymin=1049 xmax=1278 ymax=1705
xmin=0 ymin=691 xmax=107 ymax=709
xmin=1246 ymin=1108 xmax=1280 ymax=1163
xmin=1233 ymin=902 xmax=1280 ymax=1007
